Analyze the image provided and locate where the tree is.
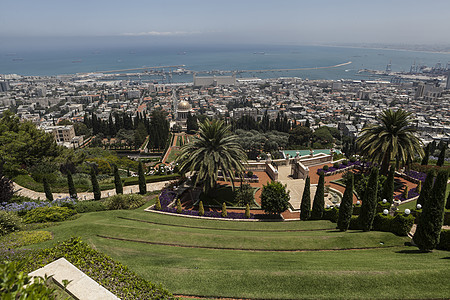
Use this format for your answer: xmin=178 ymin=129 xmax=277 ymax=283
xmin=357 ymin=109 xmax=424 ymax=174
xmin=417 ymin=170 xmax=435 ymax=207
xmin=380 ymin=165 xmax=395 ymax=204
xmin=186 ymin=113 xmax=199 ymax=133
xmin=421 ymin=144 xmax=430 ymax=165
xmin=176 ymin=198 xmax=182 ymax=213
xmin=446 ymin=191 xmax=450 ymax=210
xmin=436 ymin=145 xmax=446 ymax=167
xmin=245 ymin=203 xmax=251 ymax=218
xmin=0 ymin=161 xmax=14 ymax=203
xmin=67 ymin=171 xmax=77 ymax=199
xmin=311 ymin=173 xmax=325 ymax=220
xmin=358 ymin=168 xmax=379 ymax=231
xmin=43 ymin=176 xmax=53 ymax=201
xmin=337 ymin=173 xmax=354 ymax=231
xmin=198 ymin=201 xmax=204 ymax=216
xmin=413 ymin=170 xmax=448 ymax=252
xmin=90 ymin=167 xmax=101 ymax=200
xmin=113 ymin=165 xmax=123 ymax=195
xmin=138 ymin=161 xmax=146 ymax=195
xmin=260 ymin=181 xmax=290 ymax=215
xmin=300 ymin=176 xmax=311 ymax=220
xmin=177 ymin=119 xmax=247 ymax=193
xmin=234 ymin=183 xmax=254 ymax=206
xmin=221 ymin=202 xmax=227 ymax=217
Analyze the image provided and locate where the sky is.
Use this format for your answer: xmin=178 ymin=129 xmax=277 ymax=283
xmin=1 ymin=0 xmax=449 ymax=48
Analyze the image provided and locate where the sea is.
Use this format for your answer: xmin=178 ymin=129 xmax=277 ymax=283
xmin=1 ymin=44 xmax=449 ymax=82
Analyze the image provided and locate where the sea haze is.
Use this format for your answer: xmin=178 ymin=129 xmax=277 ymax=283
xmin=1 ymin=42 xmax=449 ymax=81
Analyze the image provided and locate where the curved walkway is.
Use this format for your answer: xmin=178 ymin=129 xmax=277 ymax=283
xmin=13 ymin=180 xmax=173 ymax=201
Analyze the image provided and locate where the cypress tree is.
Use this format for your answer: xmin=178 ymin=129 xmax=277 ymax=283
xmin=359 ymin=168 xmax=379 ymax=231
xmin=300 ymin=176 xmax=311 ymax=220
xmin=311 ymin=173 xmax=325 ymax=220
xmin=381 ymin=165 xmax=395 ymax=204
xmin=198 ymin=201 xmax=204 ymax=216
xmin=446 ymin=191 xmax=450 ymax=210
xmin=337 ymin=173 xmax=354 ymax=231
xmin=221 ymin=202 xmax=227 ymax=217
xmin=90 ymin=167 xmax=101 ymax=200
xmin=417 ymin=170 xmax=435 ymax=207
xmin=416 ymin=181 xmax=421 ymax=194
xmin=176 ymin=198 xmax=182 ymax=213
xmin=43 ymin=176 xmax=53 ymax=201
xmin=67 ymin=171 xmax=77 ymax=199
xmin=113 ymin=165 xmax=123 ymax=194
xmin=436 ymin=145 xmax=446 ymax=167
xmin=413 ymin=170 xmax=449 ymax=252
xmin=403 ymin=186 xmax=409 ymax=199
xmin=138 ymin=161 xmax=146 ymax=195
xmin=154 ymin=197 xmax=161 ymax=210
xmin=245 ymin=203 xmax=251 ymax=218
xmin=421 ymin=144 xmax=430 ymax=165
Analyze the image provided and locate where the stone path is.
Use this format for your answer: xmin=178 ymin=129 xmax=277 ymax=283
xmin=13 ymin=180 xmax=173 ymax=201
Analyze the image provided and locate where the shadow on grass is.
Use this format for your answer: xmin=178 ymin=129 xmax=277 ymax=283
xmin=396 ymin=249 xmax=426 ymax=254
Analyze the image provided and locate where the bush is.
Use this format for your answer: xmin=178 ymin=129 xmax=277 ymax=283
xmin=323 ymin=165 xmax=329 ymax=171
xmin=350 ymin=156 xmax=357 ymax=163
xmin=104 ymin=194 xmax=146 ymax=210
xmin=342 ymin=160 xmax=348 ymax=166
xmin=376 ymin=201 xmax=391 ymax=213
xmin=391 ymin=213 xmax=415 ymax=236
xmin=198 ymin=201 xmax=204 ymax=216
xmin=23 ymin=206 xmax=76 ymax=224
xmin=261 ymin=181 xmax=290 ymax=215
xmin=154 ymin=197 xmax=162 ymax=211
xmin=176 ymin=198 xmax=182 ymax=214
xmin=0 ymin=211 xmax=22 ymax=236
xmin=323 ymin=207 xmax=339 ymax=223
xmin=438 ymin=229 xmax=450 ymax=251
xmin=247 ymin=171 xmax=254 ymax=178
xmin=75 ymin=201 xmax=107 ymax=213
xmin=245 ymin=204 xmax=251 ymax=219
xmin=221 ymin=202 xmax=227 ymax=217
xmin=348 ymin=215 xmax=361 ymax=230
xmin=372 ymin=213 xmax=393 ymax=232
xmin=235 ymin=183 xmax=254 ymax=206
xmin=333 ymin=162 xmax=339 ymax=168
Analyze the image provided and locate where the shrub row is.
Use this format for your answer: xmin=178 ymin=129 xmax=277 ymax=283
xmin=103 ymin=194 xmax=147 ymax=210
xmin=122 ymin=174 xmax=180 ymax=186
xmin=438 ymin=229 xmax=450 ymax=251
xmin=75 ymin=201 xmax=107 ymax=213
xmin=23 ymin=206 xmax=77 ymax=224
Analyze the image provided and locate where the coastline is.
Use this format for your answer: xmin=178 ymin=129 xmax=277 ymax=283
xmin=315 ymin=43 xmax=450 ymax=55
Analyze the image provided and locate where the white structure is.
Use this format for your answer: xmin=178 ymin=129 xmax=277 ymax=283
xmin=193 ymin=74 xmax=236 ymax=86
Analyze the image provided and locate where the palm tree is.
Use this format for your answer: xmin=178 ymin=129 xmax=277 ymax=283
xmin=357 ymin=109 xmax=424 ymax=174
xmin=176 ymin=119 xmax=247 ymax=193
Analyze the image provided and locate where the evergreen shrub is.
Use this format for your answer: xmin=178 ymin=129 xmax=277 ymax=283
xmin=438 ymin=229 xmax=450 ymax=251
xmin=198 ymin=201 xmax=204 ymax=216
xmin=104 ymin=194 xmax=146 ymax=210
xmin=23 ymin=206 xmax=76 ymax=224
xmin=75 ymin=201 xmax=107 ymax=213
xmin=0 ymin=211 xmax=22 ymax=236
xmin=221 ymin=202 xmax=227 ymax=217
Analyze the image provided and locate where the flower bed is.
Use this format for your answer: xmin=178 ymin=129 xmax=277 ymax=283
xmin=394 ymin=187 xmax=419 ymax=202
xmin=402 ymin=170 xmax=426 ymax=183
xmin=317 ymin=161 xmax=364 ymax=176
xmin=156 ymin=189 xmax=254 ymax=219
xmin=0 ymin=197 xmax=76 ymax=215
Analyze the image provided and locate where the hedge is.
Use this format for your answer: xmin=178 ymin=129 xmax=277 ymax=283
xmin=372 ymin=213 xmax=414 ymax=236
xmin=123 ymin=174 xmax=180 ymax=186
xmin=75 ymin=201 xmax=107 ymax=213
xmin=23 ymin=206 xmax=77 ymax=224
xmin=438 ymin=229 xmax=450 ymax=251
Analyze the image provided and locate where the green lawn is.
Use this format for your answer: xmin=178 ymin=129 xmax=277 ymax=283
xmin=24 ymin=201 xmax=450 ymax=299
xmin=166 ymin=148 xmax=181 ymax=163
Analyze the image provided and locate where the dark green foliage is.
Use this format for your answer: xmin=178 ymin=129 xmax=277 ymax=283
xmin=0 ymin=211 xmax=22 ymax=236
xmin=376 ymin=201 xmax=392 ymax=213
xmin=380 ymin=165 xmax=395 ymax=204
xmin=337 ymin=173 xmax=354 ymax=231
xmin=311 ymin=173 xmax=325 ymax=220
xmin=198 ymin=201 xmax=204 ymax=216
xmin=402 ymin=186 xmax=409 ymax=199
xmin=416 ymin=181 xmax=421 ymax=194
xmin=0 ymin=161 xmax=14 ymax=203
xmin=372 ymin=213 xmax=394 ymax=232
xmin=300 ymin=176 xmax=311 ymax=220
xmin=67 ymin=171 xmax=77 ymax=198
xmin=75 ymin=201 xmax=107 ymax=213
xmin=104 ymin=194 xmax=146 ymax=210
xmin=391 ymin=214 xmax=415 ymax=236
xmin=322 ymin=207 xmax=339 ymax=223
xmin=446 ymin=192 xmax=450 ymax=210
xmin=245 ymin=204 xmax=251 ymax=218
xmin=90 ymin=167 xmax=101 ymax=200
xmin=436 ymin=145 xmax=446 ymax=167
xmin=42 ymin=176 xmax=53 ymax=201
xmin=0 ymin=261 xmax=58 ymax=299
xmin=359 ymin=168 xmax=379 ymax=231
xmin=438 ymin=229 xmax=450 ymax=250
xmin=261 ymin=181 xmax=290 ymax=215
xmin=176 ymin=198 xmax=182 ymax=214
xmin=348 ymin=215 xmax=361 ymax=230
xmin=414 ymin=170 xmax=448 ymax=251
xmin=421 ymin=143 xmax=430 ymax=165
xmin=186 ymin=112 xmax=199 ymax=133
xmin=235 ymin=183 xmax=254 ymax=206
xmin=113 ymin=165 xmax=123 ymax=194
xmin=417 ymin=170 xmax=435 ymax=207
xmin=138 ymin=161 xmax=146 ymax=194
xmin=323 ymin=165 xmax=329 ymax=171
xmin=23 ymin=206 xmax=76 ymax=224
xmin=333 ymin=162 xmax=339 ymax=168
xmin=221 ymin=202 xmax=227 ymax=217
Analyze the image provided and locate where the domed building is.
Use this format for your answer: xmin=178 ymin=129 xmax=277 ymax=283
xmin=175 ymin=100 xmax=191 ymax=131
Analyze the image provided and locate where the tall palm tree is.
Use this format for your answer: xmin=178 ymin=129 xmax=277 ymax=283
xmin=176 ymin=119 xmax=247 ymax=193
xmin=357 ymin=109 xmax=424 ymax=174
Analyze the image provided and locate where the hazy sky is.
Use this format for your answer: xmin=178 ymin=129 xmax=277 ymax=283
xmin=1 ymin=0 xmax=449 ymax=46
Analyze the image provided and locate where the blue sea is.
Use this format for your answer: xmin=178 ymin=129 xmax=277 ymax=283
xmin=1 ymin=44 xmax=449 ymax=81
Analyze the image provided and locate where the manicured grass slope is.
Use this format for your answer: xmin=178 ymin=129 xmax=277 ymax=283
xmin=29 ymin=205 xmax=450 ymax=299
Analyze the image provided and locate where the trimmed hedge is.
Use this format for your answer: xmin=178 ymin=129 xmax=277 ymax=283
xmin=103 ymin=194 xmax=146 ymax=210
xmin=23 ymin=206 xmax=76 ymax=224
xmin=376 ymin=201 xmax=392 ymax=213
xmin=438 ymin=229 xmax=450 ymax=251
xmin=323 ymin=207 xmax=339 ymax=223
xmin=75 ymin=201 xmax=107 ymax=213
xmin=372 ymin=213 xmax=414 ymax=236
xmin=123 ymin=174 xmax=180 ymax=186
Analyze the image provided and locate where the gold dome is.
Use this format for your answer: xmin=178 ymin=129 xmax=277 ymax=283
xmin=178 ymin=100 xmax=191 ymax=111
